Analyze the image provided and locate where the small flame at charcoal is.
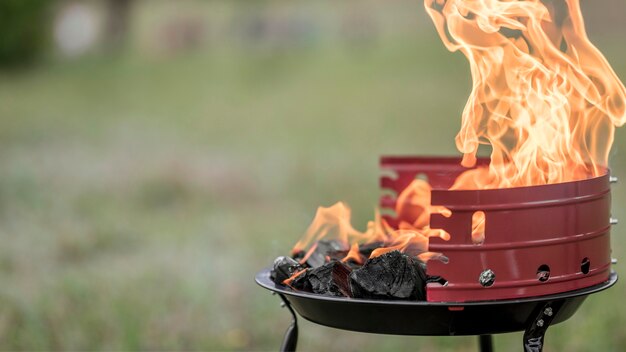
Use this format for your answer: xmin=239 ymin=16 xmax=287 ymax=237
xmin=270 ymin=256 xmax=303 ymax=285
xmin=290 ymin=181 xmax=449 ymax=268
xmin=369 ymin=230 xmax=425 ymax=259
xmin=341 ymin=243 xmax=364 ymax=265
xmin=282 ymin=268 xmax=308 ymax=289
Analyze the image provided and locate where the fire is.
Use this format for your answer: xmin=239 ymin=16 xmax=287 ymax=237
xmin=291 ymin=202 xmax=387 ymax=257
xmin=291 ymin=181 xmax=450 ymax=265
xmin=471 ymin=211 xmax=486 ymax=244
xmin=283 ymin=268 xmax=307 ymax=287
xmin=292 ymin=202 xmax=363 ymax=255
xmin=370 ymin=230 xmax=425 ymax=258
xmin=288 ymin=0 xmax=625 ymax=269
xmin=341 ymin=243 xmax=363 ymax=264
xmin=395 ymin=179 xmax=452 ymax=241
xmin=425 ymin=0 xmax=626 ymax=189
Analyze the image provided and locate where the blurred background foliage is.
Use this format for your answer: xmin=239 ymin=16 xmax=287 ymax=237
xmin=0 ymin=0 xmax=51 ymax=66
xmin=0 ymin=0 xmax=625 ymax=350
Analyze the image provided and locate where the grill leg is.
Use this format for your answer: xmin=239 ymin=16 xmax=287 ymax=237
xmin=278 ymin=294 xmax=298 ymax=352
xmin=523 ymin=300 xmax=564 ymax=352
xmin=479 ymin=335 xmax=494 ymax=352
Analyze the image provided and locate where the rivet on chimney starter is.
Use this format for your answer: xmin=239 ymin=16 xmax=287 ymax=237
xmin=479 ymin=269 xmax=496 ymax=287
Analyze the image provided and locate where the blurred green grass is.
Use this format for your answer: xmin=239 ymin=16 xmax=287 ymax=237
xmin=0 ymin=1 xmax=625 ymax=351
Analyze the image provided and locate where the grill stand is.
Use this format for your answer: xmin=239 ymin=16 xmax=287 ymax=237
xmin=479 ymin=335 xmax=493 ymax=352
xmin=277 ymin=293 xmax=298 ymax=352
xmin=522 ymin=301 xmax=563 ymax=352
xmin=273 ymin=295 xmax=526 ymax=352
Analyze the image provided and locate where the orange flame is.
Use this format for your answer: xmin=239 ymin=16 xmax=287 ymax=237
xmin=291 ymin=181 xmax=449 ymax=264
xmin=471 ymin=211 xmax=486 ymax=244
xmin=395 ymin=179 xmax=452 ymax=241
xmin=425 ymin=0 xmax=626 ymax=189
xmin=370 ymin=230 xmax=427 ymax=258
xmin=292 ymin=202 xmax=362 ymax=254
xmin=297 ymin=242 xmax=319 ymax=266
xmin=283 ymin=268 xmax=307 ymax=287
xmin=341 ymin=243 xmax=363 ymax=264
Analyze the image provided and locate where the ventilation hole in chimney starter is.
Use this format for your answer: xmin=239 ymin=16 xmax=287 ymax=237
xmin=471 ymin=211 xmax=486 ymax=245
xmin=537 ymin=264 xmax=551 ymax=282
xmin=581 ymin=257 xmax=590 ymax=274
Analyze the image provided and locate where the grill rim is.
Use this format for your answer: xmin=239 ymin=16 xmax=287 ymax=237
xmin=255 ymin=268 xmax=617 ymax=306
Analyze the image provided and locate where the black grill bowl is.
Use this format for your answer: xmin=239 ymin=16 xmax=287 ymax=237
xmin=256 ymin=268 xmax=617 ymax=336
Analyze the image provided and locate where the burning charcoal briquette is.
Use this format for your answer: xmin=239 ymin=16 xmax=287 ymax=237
xmin=307 ymin=261 xmax=353 ymax=297
xmin=270 ymin=256 xmax=304 ymax=285
xmin=327 ymin=248 xmax=366 ymax=269
xmin=289 ymin=270 xmax=312 ymax=291
xmin=326 ymin=249 xmax=349 ymax=262
xmin=349 ymin=250 xmax=427 ymax=300
xmin=291 ymin=250 xmax=306 ymax=261
xmin=342 ymin=258 xmax=365 ymax=270
xmin=305 ymin=240 xmax=345 ymax=268
xmin=358 ymin=241 xmax=384 ymax=257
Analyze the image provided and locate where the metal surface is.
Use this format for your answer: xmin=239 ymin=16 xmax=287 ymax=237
xmin=380 ymin=156 xmax=613 ymax=302
xmin=522 ymin=300 xmax=564 ymax=351
xmin=479 ymin=269 xmax=496 ymax=287
xmin=256 ymin=268 xmax=617 ymax=337
xmin=278 ymin=294 xmax=298 ymax=352
xmin=479 ymin=335 xmax=493 ymax=352
xmin=259 ymin=155 xmax=618 ymax=350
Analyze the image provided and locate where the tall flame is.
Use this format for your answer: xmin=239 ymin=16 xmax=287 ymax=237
xmin=426 ymin=0 xmax=626 ymax=189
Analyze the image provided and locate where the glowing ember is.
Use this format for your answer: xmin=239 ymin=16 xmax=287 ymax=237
xmin=283 ymin=0 xmax=625 ymax=286
xmin=283 ymin=268 xmax=307 ymax=287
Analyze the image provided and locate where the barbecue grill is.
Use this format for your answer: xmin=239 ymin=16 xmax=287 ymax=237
xmin=255 ymin=156 xmax=619 ymax=351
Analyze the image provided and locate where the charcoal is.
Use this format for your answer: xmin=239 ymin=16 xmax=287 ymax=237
xmin=326 ymin=249 xmax=348 ymax=262
xmin=305 ymin=240 xmax=345 ymax=268
xmin=290 ymin=270 xmax=312 ymax=291
xmin=358 ymin=241 xmax=384 ymax=257
xmin=349 ymin=250 xmax=427 ymax=300
xmin=326 ymin=249 xmax=366 ymax=269
xmin=330 ymin=263 xmax=353 ymax=296
xmin=270 ymin=256 xmax=304 ymax=285
xmin=292 ymin=250 xmax=306 ymax=261
xmin=343 ymin=259 xmax=365 ymax=270
xmin=307 ymin=261 xmax=353 ymax=297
